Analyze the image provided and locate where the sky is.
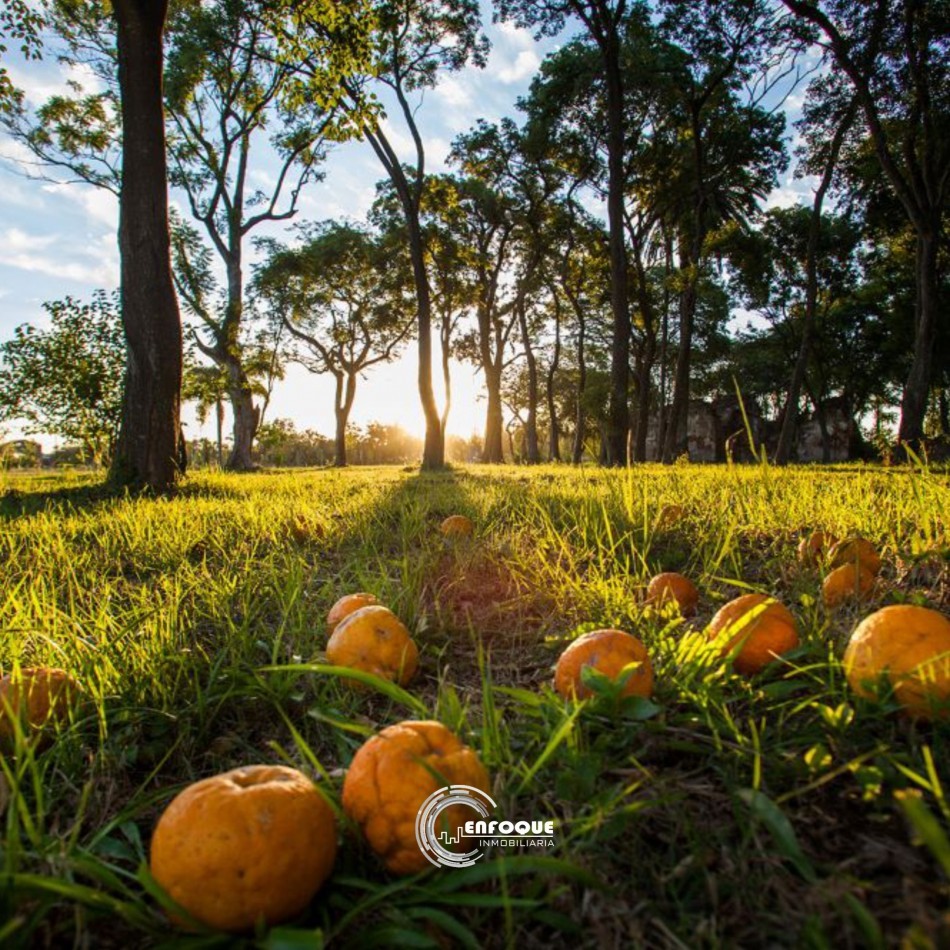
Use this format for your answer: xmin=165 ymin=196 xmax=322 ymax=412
xmin=0 ymin=2 xmax=814 ymax=451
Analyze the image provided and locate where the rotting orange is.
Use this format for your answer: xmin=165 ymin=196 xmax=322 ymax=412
xmin=341 ymin=720 xmax=490 ymax=874
xmin=829 ymin=537 xmax=882 ymax=576
xmin=706 ymin=594 xmax=799 ymax=676
xmin=149 ymin=765 xmax=337 ymax=932
xmin=326 ymin=605 xmax=418 ymax=686
xmin=646 ymin=572 xmax=699 ymax=617
xmin=843 ymin=605 xmax=950 ymax=720
xmin=0 ymin=667 xmax=82 ymax=747
xmin=327 ymin=592 xmax=380 ymax=635
xmin=822 ymin=563 xmax=875 ymax=610
xmin=554 ymin=629 xmax=654 ymax=700
xmin=440 ymin=515 xmax=474 ymax=538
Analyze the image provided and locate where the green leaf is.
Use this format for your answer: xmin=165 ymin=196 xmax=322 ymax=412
xmin=739 ymin=789 xmax=817 ymax=883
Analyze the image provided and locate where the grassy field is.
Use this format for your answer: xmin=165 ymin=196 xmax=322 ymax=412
xmin=1 ymin=462 xmax=949 ymax=948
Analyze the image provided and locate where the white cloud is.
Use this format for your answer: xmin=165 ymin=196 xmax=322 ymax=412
xmin=2 ymin=228 xmax=56 ymax=253
xmin=40 ymin=182 xmax=118 ymax=228
xmin=1 ymin=250 xmax=117 ymax=285
xmin=494 ymin=49 xmax=540 ymax=84
xmin=435 ymin=76 xmax=473 ymax=109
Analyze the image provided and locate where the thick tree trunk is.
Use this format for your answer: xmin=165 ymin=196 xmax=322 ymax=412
xmin=227 ymin=381 xmax=258 ymax=470
xmin=898 ymin=228 xmax=940 ymax=448
xmin=109 ymin=0 xmax=182 ymax=492
xmin=519 ymin=301 xmax=540 ymax=464
xmin=547 ymin=297 xmax=562 ymax=462
xmin=656 ymin=233 xmax=672 ymax=458
xmin=602 ymin=32 xmax=630 ymax=467
xmin=405 ymin=211 xmax=444 ymax=469
xmin=483 ymin=365 xmax=504 ymax=463
xmin=332 ymin=372 xmax=357 ymax=468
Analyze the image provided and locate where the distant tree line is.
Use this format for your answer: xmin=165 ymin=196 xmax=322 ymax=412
xmin=0 ymin=1 xmax=946 ymax=484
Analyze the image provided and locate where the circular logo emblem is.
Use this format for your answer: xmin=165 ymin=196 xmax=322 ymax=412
xmin=414 ymin=784 xmax=496 ymax=868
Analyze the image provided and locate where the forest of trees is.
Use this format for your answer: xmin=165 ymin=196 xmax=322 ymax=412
xmin=0 ymin=0 xmax=947 ymax=487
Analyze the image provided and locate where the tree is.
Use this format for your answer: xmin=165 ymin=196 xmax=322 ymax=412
xmin=497 ymin=0 xmax=639 ymax=464
xmin=654 ymin=0 xmax=786 ymax=462
xmin=1 ymin=0 xmax=44 ymax=116
xmin=164 ymin=0 xmax=339 ymax=471
xmin=781 ymin=0 xmax=950 ymax=448
xmin=254 ymin=222 xmax=414 ymax=466
xmin=0 ymin=292 xmax=125 ymax=464
xmin=287 ymin=0 xmax=488 ymax=469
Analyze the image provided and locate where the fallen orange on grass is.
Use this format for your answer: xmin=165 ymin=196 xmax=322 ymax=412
xmin=656 ymin=504 xmax=685 ymax=529
xmin=0 ymin=667 xmax=82 ymax=747
xmin=822 ymin=563 xmax=875 ymax=610
xmin=327 ymin=592 xmax=379 ymax=635
xmin=706 ymin=594 xmax=799 ymax=676
xmin=440 ymin=515 xmax=474 ymax=537
xmin=150 ymin=765 xmax=337 ymax=932
xmin=843 ymin=605 xmax=950 ymax=720
xmin=797 ymin=530 xmax=836 ymax=566
xmin=554 ymin=629 xmax=654 ymax=700
xmin=326 ymin=605 xmax=419 ymax=686
xmin=829 ymin=537 xmax=882 ymax=576
xmin=646 ymin=572 xmax=699 ymax=617
xmin=341 ymin=720 xmax=490 ymax=874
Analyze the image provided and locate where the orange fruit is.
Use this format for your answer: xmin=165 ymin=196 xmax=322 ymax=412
xmin=829 ymin=537 xmax=882 ymax=576
xmin=150 ymin=765 xmax=337 ymax=932
xmin=646 ymin=572 xmax=699 ymax=617
xmin=0 ymin=667 xmax=82 ymax=747
xmin=553 ymin=629 xmax=654 ymax=700
xmin=440 ymin=515 xmax=474 ymax=537
xmin=327 ymin=592 xmax=379 ymax=635
xmin=797 ymin=530 xmax=835 ymax=566
xmin=341 ymin=720 xmax=490 ymax=874
xmin=326 ymin=605 xmax=418 ymax=686
xmin=706 ymin=594 xmax=799 ymax=676
xmin=822 ymin=563 xmax=875 ymax=610
xmin=843 ymin=605 xmax=950 ymax=720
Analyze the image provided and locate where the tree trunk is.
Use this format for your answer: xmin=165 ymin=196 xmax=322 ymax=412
xmin=108 ymin=0 xmax=182 ymax=492
xmin=939 ymin=388 xmax=949 ymax=437
xmin=661 ymin=241 xmax=701 ymax=463
xmin=547 ymin=294 xmax=562 ymax=462
xmin=570 ymin=295 xmax=587 ymax=464
xmin=898 ymin=228 xmax=940 ymax=448
xmin=332 ymin=371 xmax=357 ymax=467
xmin=483 ymin=365 xmax=504 ymax=463
xmin=519 ymin=301 xmax=540 ymax=464
xmin=602 ymin=31 xmax=630 ymax=467
xmin=656 ymin=233 xmax=672 ymax=459
xmin=440 ymin=316 xmax=452 ymax=441
xmin=215 ymin=396 xmax=224 ymax=467
xmin=404 ymin=210 xmax=444 ymax=469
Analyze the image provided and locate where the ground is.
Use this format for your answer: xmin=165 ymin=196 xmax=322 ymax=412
xmin=1 ymin=462 xmax=949 ymax=948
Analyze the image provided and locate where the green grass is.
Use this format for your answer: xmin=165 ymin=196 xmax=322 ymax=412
xmin=1 ymin=462 xmax=949 ymax=948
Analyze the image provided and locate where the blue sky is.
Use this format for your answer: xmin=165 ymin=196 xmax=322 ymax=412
xmin=0 ymin=3 xmax=813 ymax=450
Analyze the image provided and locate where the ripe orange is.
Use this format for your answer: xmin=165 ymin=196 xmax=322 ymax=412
xmin=843 ymin=605 xmax=950 ymax=719
xmin=646 ymin=572 xmax=699 ymax=617
xmin=150 ymin=765 xmax=337 ymax=932
xmin=822 ymin=563 xmax=875 ymax=610
xmin=0 ymin=667 xmax=82 ymax=747
xmin=341 ymin=720 xmax=490 ymax=874
xmin=706 ymin=594 xmax=799 ymax=676
xmin=327 ymin=592 xmax=379 ymax=635
xmin=554 ymin=629 xmax=654 ymax=700
xmin=829 ymin=537 xmax=882 ymax=576
xmin=326 ymin=605 xmax=418 ymax=686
